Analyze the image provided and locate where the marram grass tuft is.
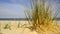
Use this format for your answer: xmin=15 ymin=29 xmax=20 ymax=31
xmin=24 ymin=0 xmax=60 ymax=34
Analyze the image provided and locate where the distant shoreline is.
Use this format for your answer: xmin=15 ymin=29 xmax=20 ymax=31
xmin=0 ymin=18 xmax=32 ymax=21
xmin=0 ymin=18 xmax=60 ymax=20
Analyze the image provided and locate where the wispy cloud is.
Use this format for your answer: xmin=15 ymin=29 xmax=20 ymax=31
xmin=0 ymin=0 xmax=60 ymax=18
xmin=0 ymin=3 xmax=30 ymax=18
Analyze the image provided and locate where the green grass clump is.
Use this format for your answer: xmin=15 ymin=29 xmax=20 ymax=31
xmin=4 ymin=24 xmax=11 ymax=30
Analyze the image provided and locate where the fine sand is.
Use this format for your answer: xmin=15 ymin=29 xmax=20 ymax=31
xmin=0 ymin=20 xmax=60 ymax=34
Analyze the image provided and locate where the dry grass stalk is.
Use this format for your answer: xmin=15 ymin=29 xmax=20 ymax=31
xmin=24 ymin=0 xmax=60 ymax=34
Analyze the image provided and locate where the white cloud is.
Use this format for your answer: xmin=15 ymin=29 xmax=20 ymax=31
xmin=0 ymin=3 xmax=30 ymax=18
xmin=0 ymin=0 xmax=60 ymax=18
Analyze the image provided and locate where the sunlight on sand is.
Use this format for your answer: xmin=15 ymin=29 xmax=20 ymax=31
xmin=0 ymin=20 xmax=60 ymax=34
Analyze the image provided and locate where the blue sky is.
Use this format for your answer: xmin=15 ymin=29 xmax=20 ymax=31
xmin=0 ymin=0 xmax=60 ymax=18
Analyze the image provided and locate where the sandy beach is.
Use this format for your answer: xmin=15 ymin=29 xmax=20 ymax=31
xmin=0 ymin=20 xmax=60 ymax=34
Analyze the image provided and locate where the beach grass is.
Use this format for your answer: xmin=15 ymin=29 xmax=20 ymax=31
xmin=24 ymin=0 xmax=60 ymax=34
xmin=0 ymin=0 xmax=60 ymax=34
